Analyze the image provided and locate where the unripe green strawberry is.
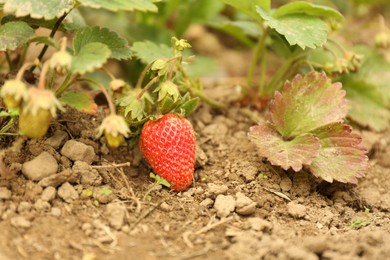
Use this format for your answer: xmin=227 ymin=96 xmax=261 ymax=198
xmin=138 ymin=114 xmax=196 ymax=191
xmin=0 ymin=79 xmax=28 ymax=109
xmin=19 ymin=88 xmax=64 ymax=138
xmin=96 ymin=114 xmax=131 ymax=148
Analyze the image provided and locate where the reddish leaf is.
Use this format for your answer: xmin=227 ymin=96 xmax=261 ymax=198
xmin=270 ymin=72 xmax=348 ymax=138
xmin=60 ymin=91 xmax=98 ymax=114
xmin=309 ymin=123 xmax=368 ymax=184
xmin=248 ymin=122 xmax=320 ymax=171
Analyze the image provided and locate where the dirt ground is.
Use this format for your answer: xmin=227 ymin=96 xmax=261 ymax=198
xmin=0 ymin=88 xmax=389 ymax=260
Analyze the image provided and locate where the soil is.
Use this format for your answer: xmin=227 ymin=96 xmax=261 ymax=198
xmin=0 ymin=93 xmax=389 ymax=260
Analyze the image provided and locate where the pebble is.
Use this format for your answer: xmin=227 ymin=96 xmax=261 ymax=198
xmin=22 ymin=152 xmax=58 ymax=181
xmin=105 ymin=203 xmax=126 ymax=230
xmin=34 ymin=199 xmax=51 ymax=211
xmin=58 ymin=182 xmax=79 ymax=203
xmin=10 ymin=216 xmax=31 ymax=228
xmin=41 ymin=186 xmax=57 ymax=202
xmin=38 ymin=169 xmax=76 ymax=187
xmin=239 ymin=165 xmax=259 ymax=182
xmin=44 ymin=130 xmax=68 ymax=149
xmin=73 ymin=161 xmax=102 ymax=186
xmin=61 ymin=140 xmax=96 ymax=164
xmin=287 ymin=202 xmax=307 ymax=218
xmin=0 ymin=187 xmax=11 ymax=200
xmin=24 ymin=181 xmax=43 ymax=200
xmin=214 ymin=195 xmax=236 ymax=218
xmin=51 ymin=207 xmax=62 ymax=217
xmin=93 ymin=186 xmax=116 ymax=204
xmin=160 ymin=202 xmax=173 ymax=211
xmin=200 ymin=198 xmax=214 ymax=208
xmin=207 ymin=183 xmax=228 ymax=197
xmin=235 ymin=192 xmax=257 ymax=216
xmin=247 ymin=217 xmax=272 ymax=232
xmin=17 ymin=202 xmax=32 ymax=213
xmin=280 ymin=176 xmax=293 ymax=192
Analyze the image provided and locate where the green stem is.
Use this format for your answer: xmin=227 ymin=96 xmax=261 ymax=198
xmin=5 ymin=51 xmax=13 ymax=71
xmin=54 ymin=73 xmax=73 ymax=96
xmin=0 ymin=117 xmax=16 ymax=135
xmin=247 ymin=27 xmax=268 ymax=87
xmin=17 ymin=45 xmax=29 ymax=70
xmin=29 ymin=11 xmax=71 ymax=72
xmin=137 ymin=76 xmax=160 ymax=99
xmin=79 ymin=78 xmax=116 ymax=115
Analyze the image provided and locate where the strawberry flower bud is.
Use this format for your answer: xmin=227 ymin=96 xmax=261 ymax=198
xmin=0 ymin=79 xmax=28 ymax=108
xmin=19 ymin=88 xmax=64 ymax=138
xmin=97 ymin=114 xmax=131 ymax=148
xmin=172 ymin=37 xmax=191 ymax=51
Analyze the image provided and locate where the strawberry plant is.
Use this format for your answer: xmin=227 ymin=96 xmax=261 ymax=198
xmin=248 ymin=72 xmax=368 ymax=183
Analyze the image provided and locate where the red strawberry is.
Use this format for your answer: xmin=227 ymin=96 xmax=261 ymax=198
xmin=139 ymin=114 xmax=196 ymax=191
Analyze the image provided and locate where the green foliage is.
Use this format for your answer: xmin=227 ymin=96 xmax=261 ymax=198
xmin=70 ymin=42 xmax=111 ymax=74
xmin=221 ymin=0 xmax=271 ymax=22
xmin=0 ymin=21 xmax=34 ymax=51
xmin=78 ymin=0 xmax=158 ymax=12
xmin=0 ymin=0 xmax=75 ymax=20
xmin=131 ymin=41 xmax=172 ymax=64
xmin=74 ymin=26 xmax=132 ymax=60
xmin=149 ymin=172 xmax=171 ymax=187
xmin=59 ymin=91 xmax=98 ymax=114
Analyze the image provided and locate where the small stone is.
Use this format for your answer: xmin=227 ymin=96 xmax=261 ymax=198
xmin=41 ymin=186 xmax=56 ymax=202
xmin=73 ymin=161 xmax=102 ymax=186
xmin=38 ymin=169 xmax=76 ymax=187
xmin=280 ymin=176 xmax=292 ymax=192
xmin=239 ymin=165 xmax=258 ymax=182
xmin=58 ymin=182 xmax=79 ymax=203
xmin=0 ymin=187 xmax=11 ymax=200
xmin=93 ymin=186 xmax=116 ymax=204
xmin=61 ymin=140 xmax=96 ymax=164
xmin=287 ymin=202 xmax=306 ymax=218
xmin=200 ymin=198 xmax=214 ymax=208
xmin=207 ymin=183 xmax=228 ymax=197
xmin=51 ymin=207 xmax=62 ymax=217
xmin=34 ymin=199 xmax=51 ymax=211
xmin=105 ymin=203 xmax=126 ymax=230
xmin=247 ymin=217 xmax=272 ymax=232
xmin=17 ymin=202 xmax=32 ymax=213
xmin=10 ymin=216 xmax=31 ymax=228
xmin=160 ymin=202 xmax=172 ymax=211
xmin=235 ymin=192 xmax=256 ymax=216
xmin=45 ymin=130 xmax=68 ymax=149
xmin=214 ymin=195 xmax=236 ymax=218
xmin=236 ymin=202 xmax=257 ymax=216
xmin=24 ymin=181 xmax=43 ymax=200
xmin=22 ymin=152 xmax=58 ymax=181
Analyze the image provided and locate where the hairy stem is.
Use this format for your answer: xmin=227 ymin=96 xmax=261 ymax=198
xmin=79 ymin=78 xmax=116 ymax=115
xmin=5 ymin=51 xmax=13 ymax=71
xmin=247 ymin=27 xmax=268 ymax=87
xmin=137 ymin=76 xmax=160 ymax=100
xmin=37 ymin=61 xmax=50 ymax=90
xmin=54 ymin=73 xmax=73 ymax=96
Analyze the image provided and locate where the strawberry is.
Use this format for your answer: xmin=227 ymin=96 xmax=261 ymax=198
xmin=139 ymin=114 xmax=196 ymax=191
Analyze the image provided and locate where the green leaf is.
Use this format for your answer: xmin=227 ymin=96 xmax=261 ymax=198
xmin=210 ymin=19 xmax=259 ymax=47
xmin=149 ymin=172 xmax=171 ymax=187
xmin=27 ymin=36 xmax=59 ymax=49
xmin=131 ymin=41 xmax=172 ymax=64
xmin=257 ymin=6 xmax=328 ymax=49
xmin=0 ymin=21 xmax=34 ymax=51
xmin=59 ymin=91 xmax=98 ymax=114
xmin=309 ymin=123 xmax=368 ymax=184
xmin=74 ymin=26 xmax=132 ymax=60
xmin=78 ymin=0 xmax=158 ymax=12
xmin=70 ymin=42 xmax=111 ymax=75
xmin=248 ymin=122 xmax=320 ymax=171
xmin=0 ymin=0 xmax=74 ymax=20
xmin=159 ymin=96 xmax=176 ymax=114
xmin=270 ymin=72 xmax=348 ymax=138
xmin=176 ymin=96 xmax=199 ymax=116
xmin=343 ymin=80 xmax=390 ymax=131
xmin=272 ymin=1 xmax=344 ymax=23
xmin=221 ymin=0 xmax=270 ymax=22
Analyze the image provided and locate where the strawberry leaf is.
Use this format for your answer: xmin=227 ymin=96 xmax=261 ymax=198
xmin=248 ymin=122 xmax=320 ymax=171
xmin=0 ymin=0 xmax=75 ymax=20
xmin=70 ymin=42 xmax=111 ymax=75
xmin=59 ymin=91 xmax=98 ymax=114
xmin=0 ymin=21 xmax=35 ymax=51
xmin=78 ymin=0 xmax=157 ymax=12
xmin=270 ymin=72 xmax=347 ymax=138
xmin=309 ymin=123 xmax=368 ymax=184
xmin=256 ymin=6 xmax=328 ymax=49
xmin=221 ymin=0 xmax=271 ymax=22
xmin=131 ymin=41 xmax=172 ymax=64
xmin=74 ymin=26 xmax=132 ymax=60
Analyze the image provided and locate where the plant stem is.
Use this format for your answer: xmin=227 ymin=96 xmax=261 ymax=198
xmin=54 ymin=73 xmax=73 ymax=96
xmin=5 ymin=51 xmax=13 ymax=71
xmin=247 ymin=27 xmax=268 ymax=87
xmin=79 ymin=78 xmax=116 ymax=115
xmin=29 ymin=11 xmax=70 ymax=72
xmin=135 ymin=62 xmax=153 ymax=89
xmin=137 ymin=76 xmax=160 ymax=99
xmin=17 ymin=45 xmax=29 ymax=70
xmin=16 ymin=62 xmax=34 ymax=81
xmin=37 ymin=61 xmax=50 ymax=90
